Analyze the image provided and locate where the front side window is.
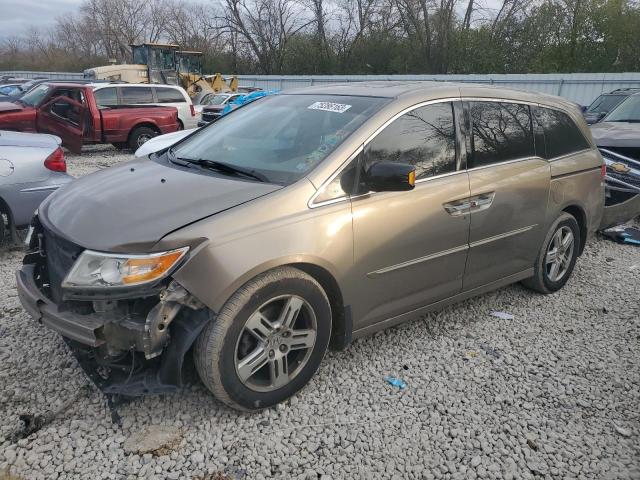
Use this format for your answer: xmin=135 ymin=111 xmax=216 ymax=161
xmin=156 ymin=87 xmax=185 ymax=103
xmin=121 ymin=87 xmax=153 ymax=104
xmin=536 ymin=107 xmax=590 ymax=159
xmin=94 ymin=87 xmax=118 ymax=107
xmin=169 ymin=94 xmax=388 ymax=185
xmin=364 ymin=102 xmax=457 ymax=180
xmin=469 ymin=101 xmax=534 ymax=167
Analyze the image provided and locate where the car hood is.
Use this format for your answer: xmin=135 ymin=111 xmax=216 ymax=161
xmin=0 ymin=130 xmax=60 ymax=148
xmin=0 ymin=101 xmax=22 ymax=113
xmin=590 ymin=121 xmax=640 ymax=148
xmin=39 ymin=157 xmax=281 ymax=252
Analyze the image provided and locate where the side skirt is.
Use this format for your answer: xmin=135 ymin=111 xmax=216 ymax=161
xmin=352 ymin=268 xmax=533 ymax=339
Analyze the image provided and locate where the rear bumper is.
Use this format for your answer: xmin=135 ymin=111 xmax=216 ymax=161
xmin=16 ymin=264 xmax=106 ymax=347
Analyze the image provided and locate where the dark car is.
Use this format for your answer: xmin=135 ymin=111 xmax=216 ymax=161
xmin=583 ymin=88 xmax=640 ymax=124
xmin=0 ymin=78 xmax=96 ymax=103
xmin=590 ymin=93 xmax=640 ymax=228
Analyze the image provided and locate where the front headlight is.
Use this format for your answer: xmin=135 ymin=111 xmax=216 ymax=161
xmin=62 ymin=247 xmax=189 ymax=288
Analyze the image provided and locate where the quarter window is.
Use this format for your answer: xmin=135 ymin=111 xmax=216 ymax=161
xmin=469 ymin=101 xmax=535 ymax=167
xmin=121 ymin=87 xmax=153 ymax=104
xmin=364 ymin=102 xmax=457 ymax=180
xmin=536 ymin=107 xmax=590 ymax=159
xmin=156 ymin=87 xmax=185 ymax=103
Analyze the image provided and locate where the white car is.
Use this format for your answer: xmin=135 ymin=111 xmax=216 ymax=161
xmin=91 ymin=83 xmax=197 ymax=130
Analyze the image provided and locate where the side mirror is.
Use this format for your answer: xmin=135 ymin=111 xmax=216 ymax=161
xmin=580 ymin=105 xmax=587 ymax=112
xmin=365 ymin=161 xmax=416 ymax=192
xmin=597 ymin=112 xmax=607 ymax=121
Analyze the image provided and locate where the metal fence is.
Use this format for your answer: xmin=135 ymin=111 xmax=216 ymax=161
xmin=3 ymin=70 xmax=640 ymax=105
xmin=1 ymin=70 xmax=84 ymax=80
xmin=234 ymin=73 xmax=640 ymax=106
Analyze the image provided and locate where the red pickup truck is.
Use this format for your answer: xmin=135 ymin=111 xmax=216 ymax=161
xmin=0 ymin=83 xmax=179 ymax=152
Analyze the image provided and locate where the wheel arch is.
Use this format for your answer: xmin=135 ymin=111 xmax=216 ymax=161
xmin=562 ymin=204 xmax=587 ymax=255
xmin=290 ymin=262 xmax=350 ymax=351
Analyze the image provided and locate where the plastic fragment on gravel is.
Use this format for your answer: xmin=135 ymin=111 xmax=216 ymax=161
xmin=490 ymin=311 xmax=515 ymax=320
xmin=384 ymin=376 xmax=407 ymax=389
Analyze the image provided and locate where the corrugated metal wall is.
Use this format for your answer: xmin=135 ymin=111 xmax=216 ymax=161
xmin=3 ymin=70 xmax=639 ymax=105
xmin=234 ymin=73 xmax=640 ymax=105
xmin=1 ymin=70 xmax=84 ymax=80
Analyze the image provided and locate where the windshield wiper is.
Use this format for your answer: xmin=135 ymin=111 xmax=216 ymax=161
xmin=176 ymin=156 xmax=268 ymax=182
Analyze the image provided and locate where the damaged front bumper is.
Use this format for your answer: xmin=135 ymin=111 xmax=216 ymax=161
xmin=600 ymin=148 xmax=640 ymax=229
xmin=16 ymin=249 xmax=210 ymax=397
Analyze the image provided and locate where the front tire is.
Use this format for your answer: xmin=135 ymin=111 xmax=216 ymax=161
xmin=194 ymin=267 xmax=332 ymax=411
xmin=522 ymin=212 xmax=581 ymax=294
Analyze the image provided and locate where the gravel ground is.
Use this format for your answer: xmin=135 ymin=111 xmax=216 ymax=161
xmin=0 ymin=147 xmax=639 ymax=480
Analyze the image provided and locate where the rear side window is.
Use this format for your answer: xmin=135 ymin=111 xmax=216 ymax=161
xmin=365 ymin=102 xmax=457 ymax=180
xmin=469 ymin=101 xmax=534 ymax=167
xmin=121 ymin=87 xmax=153 ymax=104
xmin=536 ymin=107 xmax=590 ymax=159
xmin=94 ymin=87 xmax=118 ymax=107
xmin=156 ymin=87 xmax=185 ymax=103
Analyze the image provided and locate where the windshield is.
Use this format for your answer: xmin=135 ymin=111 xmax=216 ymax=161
xmin=20 ymin=84 xmax=50 ymax=106
xmin=604 ymin=95 xmax=640 ymax=122
xmin=586 ymin=94 xmax=626 ymax=114
xmin=171 ymin=94 xmax=388 ymax=185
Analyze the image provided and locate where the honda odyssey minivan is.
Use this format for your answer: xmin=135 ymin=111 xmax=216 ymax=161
xmin=17 ymin=82 xmax=604 ymax=410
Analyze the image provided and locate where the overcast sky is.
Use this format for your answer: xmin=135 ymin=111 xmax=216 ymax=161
xmin=0 ymin=0 xmax=80 ymax=38
xmin=0 ymin=0 xmax=501 ymax=40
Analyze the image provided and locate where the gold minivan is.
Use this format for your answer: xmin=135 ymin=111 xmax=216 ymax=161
xmin=17 ymin=82 xmax=604 ymax=410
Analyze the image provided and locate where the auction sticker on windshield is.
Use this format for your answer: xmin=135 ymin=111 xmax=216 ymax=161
xmin=308 ymin=102 xmax=352 ymax=113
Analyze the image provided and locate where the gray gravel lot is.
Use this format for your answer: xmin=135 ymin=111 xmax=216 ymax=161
xmin=1 ymin=146 xmax=639 ymax=480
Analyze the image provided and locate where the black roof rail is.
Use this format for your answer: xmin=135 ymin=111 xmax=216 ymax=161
xmin=609 ymin=87 xmax=640 ymax=93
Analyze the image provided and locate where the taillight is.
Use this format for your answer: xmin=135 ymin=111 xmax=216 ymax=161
xmin=44 ymin=147 xmax=66 ymax=172
xmin=601 ymin=164 xmax=606 ymax=178
xmin=190 ymin=104 xmax=196 ymax=117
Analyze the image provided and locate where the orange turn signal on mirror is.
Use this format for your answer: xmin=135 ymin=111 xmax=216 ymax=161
xmin=408 ymin=170 xmax=416 ymax=187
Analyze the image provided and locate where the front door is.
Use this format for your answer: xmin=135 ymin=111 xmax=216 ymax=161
xmin=349 ymin=101 xmax=471 ymax=330
xmin=462 ymin=100 xmax=550 ymax=289
xmin=37 ymin=90 xmax=86 ymax=153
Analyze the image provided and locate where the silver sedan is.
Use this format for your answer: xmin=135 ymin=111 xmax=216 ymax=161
xmin=0 ymin=130 xmax=73 ymax=243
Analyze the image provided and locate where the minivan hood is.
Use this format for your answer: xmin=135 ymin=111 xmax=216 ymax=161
xmin=39 ymin=157 xmax=281 ymax=252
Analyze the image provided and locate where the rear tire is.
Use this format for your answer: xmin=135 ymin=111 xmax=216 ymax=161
xmin=194 ymin=267 xmax=332 ymax=411
xmin=128 ymin=126 xmax=157 ymax=151
xmin=522 ymin=212 xmax=581 ymax=294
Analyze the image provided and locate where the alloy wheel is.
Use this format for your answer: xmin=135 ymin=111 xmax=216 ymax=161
xmin=234 ymin=295 xmax=317 ymax=392
xmin=545 ymin=225 xmax=575 ymax=282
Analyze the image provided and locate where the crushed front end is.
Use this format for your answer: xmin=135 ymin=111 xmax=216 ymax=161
xmin=16 ymin=214 xmax=210 ymax=396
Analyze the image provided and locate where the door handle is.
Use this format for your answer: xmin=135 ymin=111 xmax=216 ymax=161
xmin=469 ymin=192 xmax=495 ymax=212
xmin=443 ymin=199 xmax=471 ymax=216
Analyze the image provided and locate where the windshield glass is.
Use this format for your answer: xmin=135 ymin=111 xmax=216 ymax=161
xmin=20 ymin=84 xmax=50 ymax=106
xmin=604 ymin=95 xmax=640 ymax=122
xmin=586 ymin=94 xmax=626 ymax=114
xmin=171 ymin=94 xmax=388 ymax=185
